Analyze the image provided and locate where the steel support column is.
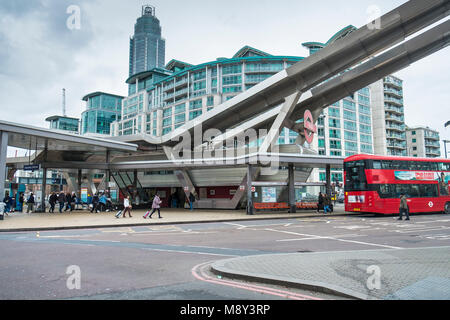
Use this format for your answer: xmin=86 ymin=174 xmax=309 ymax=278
xmin=40 ymin=167 xmax=47 ymax=212
xmin=106 ymin=150 xmax=111 ymax=195
xmin=0 ymin=131 xmax=8 ymax=200
xmin=288 ymin=163 xmax=296 ymax=213
xmin=39 ymin=144 xmax=48 ymax=212
xmin=247 ymin=164 xmax=254 ymax=215
xmin=77 ymin=169 xmax=82 ymax=199
xmin=326 ymin=164 xmax=331 ymax=197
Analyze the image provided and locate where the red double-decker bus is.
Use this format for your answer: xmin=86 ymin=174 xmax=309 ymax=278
xmin=344 ymin=154 xmax=450 ymax=215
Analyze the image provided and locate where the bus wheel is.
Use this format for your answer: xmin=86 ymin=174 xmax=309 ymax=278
xmin=445 ymin=203 xmax=450 ymax=215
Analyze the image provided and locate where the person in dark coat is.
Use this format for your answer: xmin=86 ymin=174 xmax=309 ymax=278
xmin=58 ymin=192 xmax=65 ymax=213
xmin=398 ymin=193 xmax=410 ymax=221
xmin=64 ymin=192 xmax=72 ymax=212
xmin=188 ymin=192 xmax=196 ymax=211
xmin=49 ymin=192 xmax=58 ymax=213
xmin=18 ymin=193 xmax=24 ymax=212
xmin=317 ymin=192 xmax=324 ymax=213
xmin=3 ymin=192 xmax=12 ymax=215
xmin=11 ymin=193 xmax=16 ymax=213
xmin=26 ymin=192 xmax=35 ymax=213
xmin=323 ymin=194 xmax=331 ymax=214
xmin=91 ymin=193 xmax=99 ymax=213
xmin=70 ymin=192 xmax=77 ymax=211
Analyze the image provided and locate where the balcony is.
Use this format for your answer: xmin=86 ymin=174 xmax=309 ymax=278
xmin=386 ymin=132 xmax=406 ymax=140
xmin=425 ymin=140 xmax=440 ymax=147
xmin=424 ymin=132 xmax=440 ymax=140
xmin=383 ymin=87 xmax=403 ymax=98
xmin=384 ymin=96 xmax=404 ymax=106
xmin=387 ymin=140 xmax=406 ymax=149
xmin=384 ymin=76 xmax=403 ymax=89
xmin=163 ymin=82 xmax=175 ymax=92
xmin=164 ymin=91 xmax=175 ymax=101
xmin=384 ymin=104 xmax=404 ymax=115
xmin=386 ymin=122 xmax=405 ymax=132
xmin=385 ymin=112 xmax=404 ymax=123
xmin=174 ymin=88 xmax=188 ymax=98
xmin=175 ymin=78 xmax=188 ymax=89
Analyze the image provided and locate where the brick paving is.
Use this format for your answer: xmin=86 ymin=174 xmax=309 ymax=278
xmin=211 ymin=247 xmax=450 ymax=300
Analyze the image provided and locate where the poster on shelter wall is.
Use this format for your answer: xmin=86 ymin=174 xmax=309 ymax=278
xmin=262 ymin=187 xmax=277 ymax=203
xmin=81 ymin=188 xmax=88 ymax=203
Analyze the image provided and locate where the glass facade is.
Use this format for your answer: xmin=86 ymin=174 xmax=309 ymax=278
xmin=129 ymin=5 xmax=165 ymax=77
xmin=81 ymin=93 xmax=123 ymax=135
xmin=115 ymin=49 xmax=302 ymax=137
xmin=47 ymin=116 xmax=79 ymax=133
xmin=383 ymin=75 xmax=407 ymax=156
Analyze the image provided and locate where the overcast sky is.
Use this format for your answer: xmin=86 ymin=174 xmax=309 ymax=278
xmin=1 ymin=0 xmax=449 ymax=156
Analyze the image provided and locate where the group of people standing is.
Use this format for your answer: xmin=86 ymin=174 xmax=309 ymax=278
xmin=2 ymin=192 xmax=36 ymax=214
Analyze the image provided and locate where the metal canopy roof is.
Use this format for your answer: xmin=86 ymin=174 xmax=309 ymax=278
xmin=0 ymin=120 xmax=138 ymax=153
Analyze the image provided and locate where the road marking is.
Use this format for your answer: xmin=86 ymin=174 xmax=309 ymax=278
xmin=277 ymin=234 xmax=365 ymax=242
xmin=223 ymin=222 xmax=248 ymax=229
xmin=148 ymin=248 xmax=236 ymax=257
xmin=191 ymin=262 xmax=322 ymax=300
xmin=264 ymin=228 xmax=403 ymax=249
xmin=415 ymin=219 xmax=450 ymax=224
xmin=393 ymin=227 xmax=450 ymax=234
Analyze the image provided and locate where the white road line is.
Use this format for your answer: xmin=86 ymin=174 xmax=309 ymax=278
xmin=393 ymin=227 xmax=450 ymax=234
xmin=223 ymin=222 xmax=248 ymax=229
xmin=264 ymin=228 xmax=403 ymax=249
xmin=415 ymin=219 xmax=450 ymax=224
xmin=277 ymin=234 xmax=365 ymax=242
xmin=146 ymin=248 xmax=237 ymax=257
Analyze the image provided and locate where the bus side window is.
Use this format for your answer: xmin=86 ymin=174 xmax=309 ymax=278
xmin=373 ymin=160 xmax=381 ymax=169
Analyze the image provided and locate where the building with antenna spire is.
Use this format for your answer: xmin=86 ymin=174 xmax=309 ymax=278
xmin=129 ymin=5 xmax=166 ymax=78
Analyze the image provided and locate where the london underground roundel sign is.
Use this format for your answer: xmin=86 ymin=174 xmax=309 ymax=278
xmin=304 ymin=110 xmax=317 ymax=144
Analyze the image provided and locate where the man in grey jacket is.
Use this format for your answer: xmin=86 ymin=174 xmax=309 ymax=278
xmin=398 ymin=193 xmax=410 ymax=221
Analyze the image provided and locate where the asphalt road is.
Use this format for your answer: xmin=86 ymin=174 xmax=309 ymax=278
xmin=0 ymin=212 xmax=449 ymax=300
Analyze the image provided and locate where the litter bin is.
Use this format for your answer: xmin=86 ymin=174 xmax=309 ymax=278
xmin=0 ymin=202 xmax=5 ymax=220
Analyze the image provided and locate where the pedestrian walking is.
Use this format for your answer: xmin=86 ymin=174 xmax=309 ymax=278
xmin=58 ymin=192 xmax=65 ymax=213
xmin=2 ymin=192 xmax=11 ymax=216
xmin=122 ymin=195 xmax=132 ymax=218
xmin=18 ymin=193 xmax=24 ymax=212
xmin=26 ymin=192 xmax=35 ymax=213
xmin=317 ymin=192 xmax=324 ymax=213
xmin=49 ymin=192 xmax=57 ymax=213
xmin=64 ymin=192 xmax=72 ymax=212
xmin=11 ymin=193 xmax=16 ymax=213
xmin=323 ymin=193 xmax=331 ymax=214
xmin=188 ymin=192 xmax=196 ymax=211
xmin=70 ymin=192 xmax=77 ymax=211
xmin=398 ymin=193 xmax=410 ymax=221
xmin=143 ymin=193 xmax=162 ymax=219
xmin=99 ymin=193 xmax=107 ymax=212
xmin=91 ymin=193 xmax=99 ymax=213
xmin=171 ymin=192 xmax=178 ymax=208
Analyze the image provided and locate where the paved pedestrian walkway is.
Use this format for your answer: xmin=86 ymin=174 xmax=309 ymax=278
xmin=0 ymin=205 xmax=352 ymax=232
xmin=211 ymin=246 xmax=450 ymax=300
